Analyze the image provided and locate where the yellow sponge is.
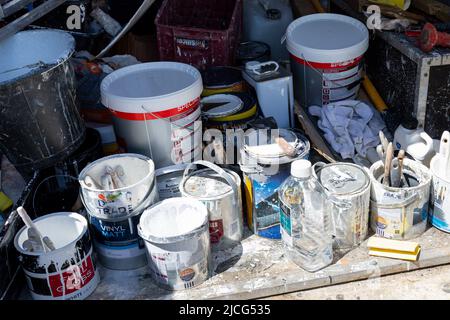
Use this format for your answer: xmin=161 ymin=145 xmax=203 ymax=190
xmin=367 ymin=237 xmax=421 ymax=261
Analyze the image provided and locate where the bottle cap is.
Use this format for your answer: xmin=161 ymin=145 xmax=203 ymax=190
xmin=291 ymin=159 xmax=312 ymax=178
xmin=401 ymin=116 xmax=419 ymax=130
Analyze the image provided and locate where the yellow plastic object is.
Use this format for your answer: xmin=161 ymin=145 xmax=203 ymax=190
xmin=367 ymin=237 xmax=421 ymax=261
xmin=211 ymin=102 xmax=257 ymax=122
xmin=0 ymin=191 xmax=13 ymax=212
xmin=362 ymin=75 xmax=388 ymax=112
xmin=202 ymin=82 xmax=245 ymax=97
xmin=310 ymin=0 xmax=326 ymax=13
xmin=368 ymin=0 xmax=411 ymax=10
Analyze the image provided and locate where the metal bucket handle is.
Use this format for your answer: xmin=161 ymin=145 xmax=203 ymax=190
xmin=183 ymin=160 xmax=239 ymax=207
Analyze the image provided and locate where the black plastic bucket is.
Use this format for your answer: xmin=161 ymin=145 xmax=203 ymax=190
xmin=0 ymin=30 xmax=86 ymax=180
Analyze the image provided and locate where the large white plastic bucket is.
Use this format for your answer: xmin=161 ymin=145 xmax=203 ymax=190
xmin=138 ymin=198 xmax=211 ymax=291
xmin=101 ymin=62 xmax=204 ymax=169
xmin=286 ymin=13 xmax=369 ymax=107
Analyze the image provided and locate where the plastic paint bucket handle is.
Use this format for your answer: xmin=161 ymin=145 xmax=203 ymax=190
xmin=183 ymin=161 xmax=239 ymax=206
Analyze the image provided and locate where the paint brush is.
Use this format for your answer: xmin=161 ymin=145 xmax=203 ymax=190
xmin=377 ymin=144 xmax=386 ymax=162
xmin=275 ymin=137 xmax=297 ymax=157
xmin=384 ymin=143 xmax=394 ymax=187
xmin=84 ymin=175 xmax=101 ymax=189
xmin=379 ymin=131 xmax=389 ymax=152
xmin=398 ymin=149 xmax=406 ymax=187
xmin=390 ymin=158 xmax=401 ymax=188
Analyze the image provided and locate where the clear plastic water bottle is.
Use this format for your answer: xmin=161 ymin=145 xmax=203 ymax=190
xmin=278 ymin=159 xmax=333 ymax=272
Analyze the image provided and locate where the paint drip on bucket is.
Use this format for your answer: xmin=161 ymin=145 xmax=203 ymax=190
xmin=14 ymin=212 xmax=100 ymax=300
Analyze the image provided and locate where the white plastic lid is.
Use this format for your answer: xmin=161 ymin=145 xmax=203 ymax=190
xmin=291 ymin=159 xmax=312 ymax=178
xmin=286 ymin=13 xmax=369 ymax=64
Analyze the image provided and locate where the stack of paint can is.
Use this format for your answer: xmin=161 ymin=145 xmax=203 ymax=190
xmin=78 ymin=153 xmax=158 ymax=270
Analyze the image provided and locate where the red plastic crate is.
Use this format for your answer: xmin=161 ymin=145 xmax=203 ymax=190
xmin=155 ymin=0 xmax=242 ymax=70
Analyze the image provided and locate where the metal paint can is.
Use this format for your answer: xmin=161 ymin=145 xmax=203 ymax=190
xmin=369 ymin=159 xmax=432 ymax=240
xmin=79 ymin=153 xmax=158 ymax=220
xmin=201 ymin=66 xmax=245 ymax=97
xmin=239 ymin=129 xmax=310 ymax=239
xmin=138 ymin=198 xmax=211 ymax=290
xmin=313 ymin=162 xmax=371 ymax=249
xmin=155 ymin=164 xmax=188 ymax=201
xmin=180 ymin=161 xmax=243 ymax=247
xmin=430 ymin=155 xmax=450 ymax=232
xmin=87 ymin=210 xmax=147 ymax=270
xmin=14 ymin=212 xmax=100 ymax=300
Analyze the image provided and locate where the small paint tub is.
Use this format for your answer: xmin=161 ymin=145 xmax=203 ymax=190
xmin=240 ymin=129 xmax=310 ymax=239
xmin=369 ymin=159 xmax=432 ymax=240
xmin=14 ymin=212 xmax=100 ymax=300
xmin=87 ymin=210 xmax=147 ymax=270
xmin=430 ymin=155 xmax=450 ymax=232
xmin=180 ymin=161 xmax=244 ymax=247
xmin=313 ymin=162 xmax=371 ymax=249
xmin=155 ymin=164 xmax=188 ymax=201
xmin=286 ymin=14 xmax=369 ymax=107
xmin=79 ymin=153 xmax=158 ymax=220
xmin=138 ymin=198 xmax=211 ymax=290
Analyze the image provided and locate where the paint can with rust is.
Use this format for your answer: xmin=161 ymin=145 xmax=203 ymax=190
xmin=138 ymin=198 xmax=211 ymax=290
xmin=369 ymin=159 xmax=432 ymax=240
xmin=313 ymin=162 xmax=371 ymax=249
xmin=14 ymin=212 xmax=100 ymax=300
xmin=180 ymin=161 xmax=243 ymax=248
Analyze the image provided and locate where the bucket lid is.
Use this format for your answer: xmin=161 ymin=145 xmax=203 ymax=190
xmin=201 ymin=94 xmax=244 ymax=118
xmin=205 ymin=92 xmax=257 ymax=123
xmin=0 ymin=30 xmax=75 ymax=84
xmin=101 ymin=62 xmax=203 ymax=114
xmin=317 ymin=163 xmax=369 ymax=195
xmin=286 ymin=13 xmax=369 ymax=64
xmin=202 ymin=66 xmax=243 ymax=89
xmin=138 ymin=198 xmax=208 ymax=243
xmin=243 ymin=129 xmax=310 ymax=164
xmin=182 ymin=169 xmax=235 ymax=198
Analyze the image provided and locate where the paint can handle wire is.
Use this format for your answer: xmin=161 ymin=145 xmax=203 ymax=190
xmin=183 ymin=160 xmax=239 ymax=207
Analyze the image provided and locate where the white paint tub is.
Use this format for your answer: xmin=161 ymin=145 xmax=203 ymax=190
xmin=14 ymin=212 xmax=100 ymax=300
xmin=101 ymin=62 xmax=203 ymax=168
xmin=430 ymin=155 xmax=450 ymax=232
xmin=79 ymin=153 xmax=158 ymax=220
xmin=369 ymin=159 xmax=432 ymax=240
xmin=138 ymin=198 xmax=210 ymax=291
xmin=286 ymin=13 xmax=369 ymax=107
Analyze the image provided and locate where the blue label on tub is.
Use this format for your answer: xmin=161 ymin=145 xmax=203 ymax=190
xmin=430 ymin=205 xmax=449 ymax=232
xmin=89 ymin=214 xmax=140 ymax=244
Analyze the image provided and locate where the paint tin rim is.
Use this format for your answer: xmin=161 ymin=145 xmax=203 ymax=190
xmin=78 ymin=153 xmax=155 ymax=193
xmin=138 ymin=198 xmax=209 ymax=244
xmin=14 ymin=212 xmax=88 ymax=257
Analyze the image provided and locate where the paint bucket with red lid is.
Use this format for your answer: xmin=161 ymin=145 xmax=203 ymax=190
xmin=286 ymin=14 xmax=369 ymax=107
xmin=100 ymin=62 xmax=203 ymax=169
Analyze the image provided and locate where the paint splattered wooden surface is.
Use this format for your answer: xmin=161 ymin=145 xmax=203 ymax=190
xmin=89 ymin=227 xmax=450 ymax=300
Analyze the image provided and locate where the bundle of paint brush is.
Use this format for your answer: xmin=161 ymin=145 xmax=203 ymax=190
xmin=377 ymin=131 xmax=407 ymax=188
xmin=17 ymin=207 xmax=55 ymax=253
xmin=83 ymin=165 xmax=126 ymax=190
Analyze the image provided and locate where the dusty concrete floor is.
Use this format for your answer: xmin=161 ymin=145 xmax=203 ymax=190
xmin=264 ymin=264 xmax=450 ymax=300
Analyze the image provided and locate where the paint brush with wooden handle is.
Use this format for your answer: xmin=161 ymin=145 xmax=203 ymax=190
xmin=384 ymin=143 xmax=394 ymax=187
xmin=398 ymin=149 xmax=407 ymax=187
xmin=276 ymin=137 xmax=297 ymax=157
xmin=17 ymin=207 xmax=50 ymax=253
xmin=390 ymin=158 xmax=401 ymax=188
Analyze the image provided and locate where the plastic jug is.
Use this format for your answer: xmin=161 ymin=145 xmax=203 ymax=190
xmin=243 ymin=0 xmax=293 ymax=62
xmin=393 ymin=117 xmax=435 ymax=167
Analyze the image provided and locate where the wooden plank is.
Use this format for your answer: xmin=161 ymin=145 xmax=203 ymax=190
xmin=412 ymin=0 xmax=450 ymax=22
xmin=79 ymin=228 xmax=450 ymax=300
xmin=0 ymin=0 xmax=66 ymax=42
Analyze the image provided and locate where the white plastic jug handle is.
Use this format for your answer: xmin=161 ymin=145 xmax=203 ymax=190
xmin=183 ymin=161 xmax=239 ymax=206
xmin=420 ymin=131 xmax=434 ymax=151
xmin=247 ymin=61 xmax=279 ymax=75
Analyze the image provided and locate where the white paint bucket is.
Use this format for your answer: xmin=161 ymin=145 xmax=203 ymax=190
xmin=14 ymin=212 xmax=100 ymax=300
xmin=369 ymin=159 xmax=432 ymax=240
xmin=138 ymin=198 xmax=210 ymax=290
xmin=430 ymin=155 xmax=450 ymax=232
xmin=286 ymin=14 xmax=369 ymax=107
xmin=313 ymin=162 xmax=371 ymax=249
xmin=180 ymin=161 xmax=244 ymax=247
xmin=101 ymin=62 xmax=203 ymax=169
xmin=79 ymin=153 xmax=158 ymax=220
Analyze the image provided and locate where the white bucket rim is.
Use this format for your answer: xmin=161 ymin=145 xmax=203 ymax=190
xmin=78 ymin=153 xmax=155 ymax=193
xmin=100 ymin=61 xmax=203 ymax=113
xmin=430 ymin=155 xmax=450 ymax=183
xmin=138 ymin=198 xmax=208 ymax=243
xmin=369 ymin=159 xmax=432 ymax=191
xmin=14 ymin=212 xmax=88 ymax=257
xmin=286 ymin=13 xmax=369 ymax=64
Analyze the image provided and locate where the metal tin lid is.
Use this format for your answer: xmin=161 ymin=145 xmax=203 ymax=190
xmin=183 ymin=169 xmax=234 ymax=198
xmin=317 ymin=163 xmax=369 ymax=195
xmin=202 ymin=66 xmax=243 ymax=89
xmin=243 ymin=129 xmax=309 ymax=165
xmin=201 ymin=94 xmax=244 ymax=118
